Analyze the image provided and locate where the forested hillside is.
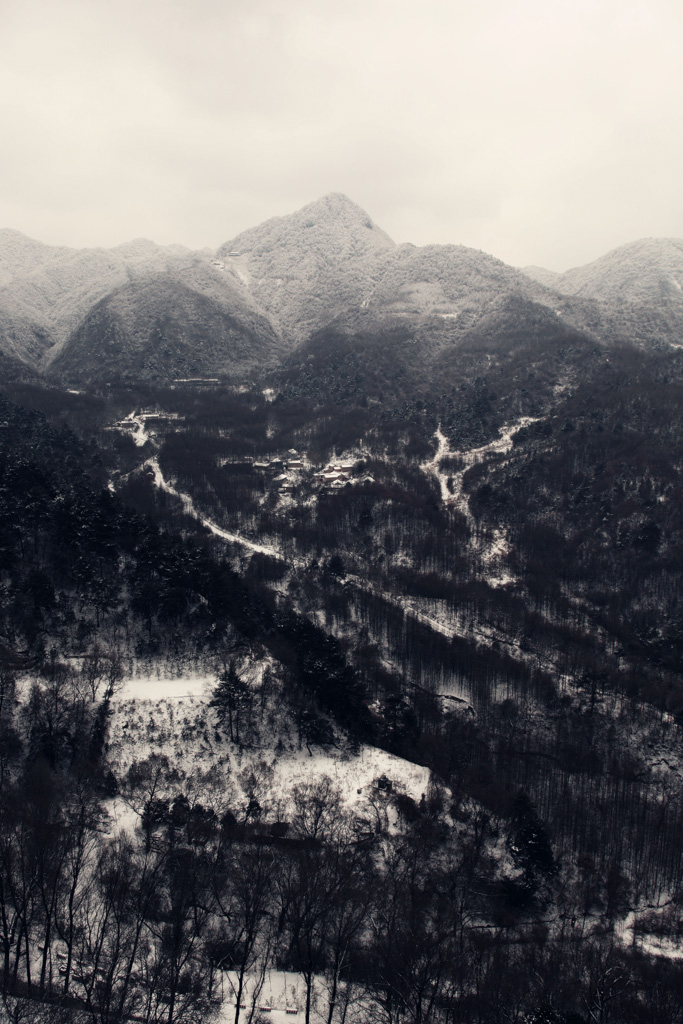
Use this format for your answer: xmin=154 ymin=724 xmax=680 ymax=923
xmin=3 ymin=198 xmax=683 ymax=387
xmin=2 ymin=329 xmax=683 ymax=1023
xmin=2 ymin=196 xmax=683 ymax=1023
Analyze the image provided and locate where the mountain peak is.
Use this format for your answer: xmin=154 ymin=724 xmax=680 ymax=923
xmin=110 ymin=237 xmax=192 ymax=262
xmin=215 ymin=194 xmax=394 ymax=343
xmin=302 ymin=190 xmax=377 ymax=218
xmin=292 ymin=192 xmax=393 ymax=240
xmin=0 ymin=227 xmax=77 ymax=256
xmin=548 ymin=236 xmax=683 ymax=304
xmin=219 ymin=193 xmax=395 ymax=260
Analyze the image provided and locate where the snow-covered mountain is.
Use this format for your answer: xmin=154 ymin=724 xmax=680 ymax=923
xmin=0 ymin=231 xmax=281 ymax=381
xmin=216 ymin=194 xmax=551 ymax=345
xmin=47 ymin=261 xmax=282 ymax=386
xmin=3 ymin=216 xmax=683 ymax=1019
xmin=216 ymin=192 xmax=396 ymax=343
xmin=2 ymin=200 xmax=683 ymax=385
xmin=522 ymin=237 xmax=683 ymax=348
xmin=525 ymin=237 xmax=683 ymax=305
xmin=0 ymin=227 xmax=76 ymax=286
xmin=0 ymin=231 xmax=192 ymax=367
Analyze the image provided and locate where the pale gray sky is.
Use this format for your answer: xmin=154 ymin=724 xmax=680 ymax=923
xmin=1 ymin=0 xmax=681 ymax=270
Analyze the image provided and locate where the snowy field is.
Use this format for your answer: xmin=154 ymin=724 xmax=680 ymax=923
xmin=116 ymin=671 xmax=214 ymax=701
xmin=215 ymin=969 xmax=332 ymax=1023
xmin=108 ymin=672 xmax=432 ymax=819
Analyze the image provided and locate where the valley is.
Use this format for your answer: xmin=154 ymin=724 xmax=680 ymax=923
xmin=1 ymin=196 xmax=683 ymax=1023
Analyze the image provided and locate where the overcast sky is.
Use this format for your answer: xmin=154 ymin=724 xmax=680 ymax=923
xmin=1 ymin=0 xmax=681 ymax=270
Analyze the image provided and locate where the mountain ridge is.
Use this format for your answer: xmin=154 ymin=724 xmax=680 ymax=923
xmin=1 ymin=197 xmax=683 ymax=385
xmin=523 ymin=236 xmax=683 ymax=303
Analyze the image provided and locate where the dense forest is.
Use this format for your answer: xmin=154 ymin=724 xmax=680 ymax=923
xmin=2 ymin=326 xmax=683 ymax=1024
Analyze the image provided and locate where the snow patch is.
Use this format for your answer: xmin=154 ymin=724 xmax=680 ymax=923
xmin=107 ymin=678 xmax=432 ymax=818
xmin=115 ymin=672 xmax=213 ymax=702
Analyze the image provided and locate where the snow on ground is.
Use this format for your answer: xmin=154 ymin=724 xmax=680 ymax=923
xmin=120 ymin=411 xmax=153 ymax=447
xmin=620 ymin=908 xmax=683 ymax=961
xmin=422 ymin=426 xmax=452 ymax=502
xmin=424 ymin=416 xmax=538 ymax=517
xmin=102 ymin=674 xmax=683 ymax=968
xmin=106 ymin=796 xmax=141 ymax=835
xmin=483 ymin=527 xmax=516 ymax=588
xmin=269 ymin=743 xmax=430 ymax=807
xmin=217 ymin=969 xmax=306 ymax=1021
xmin=117 ymin=671 xmax=213 ymax=701
xmin=215 ymin=968 xmax=366 ymax=1023
xmin=422 ymin=418 xmax=537 ymax=588
xmin=635 ymin=935 xmax=683 ymax=960
xmin=112 ymin=410 xmax=185 ymax=449
xmin=108 ymin=673 xmax=432 ymax=818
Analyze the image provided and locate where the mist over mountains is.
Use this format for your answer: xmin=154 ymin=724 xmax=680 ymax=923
xmin=1 ymin=193 xmax=682 ymax=387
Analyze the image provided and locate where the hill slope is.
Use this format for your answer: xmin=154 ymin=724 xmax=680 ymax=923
xmin=217 ymin=192 xmax=396 ymax=343
xmin=3 ymin=203 xmax=683 ymax=388
xmin=48 ymin=270 xmax=282 ymax=385
xmin=523 ymin=238 xmax=683 ymax=348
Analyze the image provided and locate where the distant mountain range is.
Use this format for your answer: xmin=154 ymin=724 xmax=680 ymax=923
xmin=1 ymin=195 xmax=682 ymax=386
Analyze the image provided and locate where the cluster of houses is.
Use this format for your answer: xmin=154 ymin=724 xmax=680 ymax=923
xmin=249 ymin=449 xmax=304 ymax=494
xmin=238 ymin=449 xmax=365 ymax=496
xmin=314 ymin=459 xmax=356 ymax=489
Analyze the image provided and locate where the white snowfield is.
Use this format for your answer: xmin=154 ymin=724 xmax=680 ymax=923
xmin=216 ymin=968 xmax=357 ymax=1023
xmin=116 ymin=672 xmax=212 ymax=701
xmin=109 ymin=673 xmax=432 ymax=812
